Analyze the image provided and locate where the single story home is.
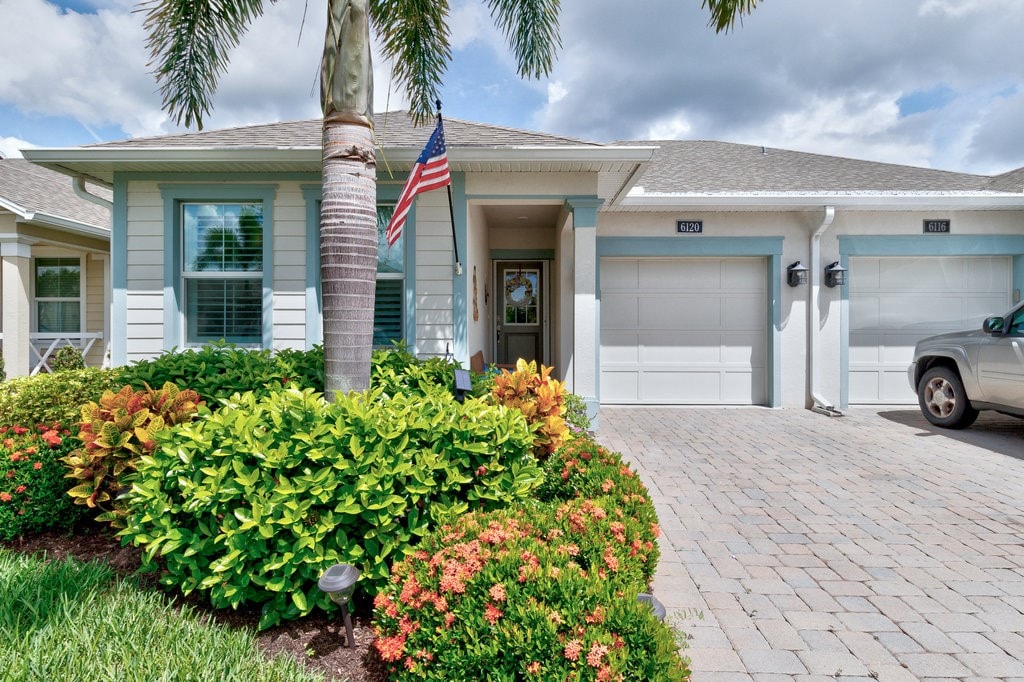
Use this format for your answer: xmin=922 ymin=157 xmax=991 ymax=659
xmin=0 ymin=158 xmax=111 ymax=377
xmin=24 ymin=114 xmax=1024 ymax=423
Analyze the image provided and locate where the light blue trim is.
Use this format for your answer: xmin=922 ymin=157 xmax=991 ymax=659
xmin=838 ymin=235 xmax=1024 ymax=408
xmin=598 ymin=236 xmax=784 ymax=257
xmin=596 ymin=236 xmax=785 ymax=407
xmin=301 ymin=185 xmax=322 ymax=348
xmin=158 ymin=184 xmax=277 ymax=350
xmin=839 ymin=234 xmax=1024 ymax=257
xmin=489 ymin=249 xmax=556 ymax=261
xmin=111 ymin=175 xmax=128 ymax=366
xmin=451 ymin=173 xmax=468 ymax=364
xmin=565 ymin=196 xmax=602 ymax=229
xmin=374 ymin=183 xmax=416 ymax=350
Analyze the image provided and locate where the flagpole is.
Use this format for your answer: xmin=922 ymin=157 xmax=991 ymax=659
xmin=437 ymin=99 xmax=463 ymax=276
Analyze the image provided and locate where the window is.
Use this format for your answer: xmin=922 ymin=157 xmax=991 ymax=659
xmin=182 ymin=202 xmax=263 ymax=345
xmin=35 ymin=257 xmax=81 ymax=333
xmin=374 ymin=204 xmax=404 ymax=347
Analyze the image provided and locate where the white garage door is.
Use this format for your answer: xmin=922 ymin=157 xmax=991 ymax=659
xmin=600 ymin=257 xmax=767 ymax=404
xmin=848 ymin=256 xmax=1011 ymax=404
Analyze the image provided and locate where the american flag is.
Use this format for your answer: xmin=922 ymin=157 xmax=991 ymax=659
xmin=385 ymin=118 xmax=451 ymax=247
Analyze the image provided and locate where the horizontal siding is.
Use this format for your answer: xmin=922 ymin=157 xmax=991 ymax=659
xmin=125 ymin=180 xmax=165 ymax=361
xmin=412 ymin=192 xmax=453 ymax=356
xmin=271 ymin=183 xmax=307 ymax=349
xmin=85 ymin=254 xmax=106 ymax=367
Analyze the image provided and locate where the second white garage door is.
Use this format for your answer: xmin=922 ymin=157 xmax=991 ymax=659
xmin=600 ymin=257 xmax=767 ymax=404
xmin=848 ymin=256 xmax=1011 ymax=404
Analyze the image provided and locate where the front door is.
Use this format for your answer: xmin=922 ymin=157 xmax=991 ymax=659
xmin=496 ymin=261 xmax=543 ymax=366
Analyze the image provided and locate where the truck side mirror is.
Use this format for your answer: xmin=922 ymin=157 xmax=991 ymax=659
xmin=982 ymin=316 xmax=1006 ymax=334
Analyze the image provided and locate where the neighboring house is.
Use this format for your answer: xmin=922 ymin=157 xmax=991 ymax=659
xmin=0 ymin=158 xmax=111 ymax=378
xmin=24 ymin=114 xmax=1024 ymax=423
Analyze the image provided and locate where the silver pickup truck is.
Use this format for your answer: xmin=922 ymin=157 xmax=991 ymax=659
xmin=908 ymin=300 xmax=1024 ymax=428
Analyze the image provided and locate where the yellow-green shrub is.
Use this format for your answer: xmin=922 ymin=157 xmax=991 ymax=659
xmin=119 ymin=384 xmax=539 ymax=629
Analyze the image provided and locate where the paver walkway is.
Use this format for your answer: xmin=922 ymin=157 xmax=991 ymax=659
xmin=596 ymin=407 xmax=1024 ymax=681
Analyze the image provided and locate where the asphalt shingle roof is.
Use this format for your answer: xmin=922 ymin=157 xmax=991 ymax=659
xmin=625 ymin=140 xmax=998 ymax=194
xmin=86 ymin=112 xmax=598 ymax=150
xmin=0 ymin=158 xmax=111 ymax=229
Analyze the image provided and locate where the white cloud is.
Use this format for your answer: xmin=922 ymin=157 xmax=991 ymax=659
xmin=2 ymin=0 xmax=1024 ymax=175
xmin=1 ymin=137 xmax=32 ymax=158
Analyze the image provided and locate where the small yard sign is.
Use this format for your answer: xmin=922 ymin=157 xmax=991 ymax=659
xmin=676 ymin=220 xmax=704 ymax=234
xmin=923 ymin=219 xmax=951 ymax=234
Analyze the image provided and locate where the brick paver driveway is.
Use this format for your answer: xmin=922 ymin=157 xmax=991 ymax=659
xmin=596 ymin=407 xmax=1024 ymax=681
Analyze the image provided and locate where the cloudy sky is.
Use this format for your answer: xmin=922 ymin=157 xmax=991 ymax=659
xmin=2 ymin=0 xmax=1023 ymax=175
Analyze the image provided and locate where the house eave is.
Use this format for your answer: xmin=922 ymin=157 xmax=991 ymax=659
xmin=613 ymin=191 xmax=1024 ymax=212
xmin=23 ymin=145 xmax=657 ymax=186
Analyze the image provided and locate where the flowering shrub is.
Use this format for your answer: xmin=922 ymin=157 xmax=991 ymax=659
xmin=120 ymin=384 xmax=538 ymax=629
xmin=538 ymin=438 xmax=653 ymax=504
xmin=63 ymin=382 xmax=203 ymax=526
xmin=0 ymin=423 xmax=87 ymax=540
xmin=491 ymin=359 xmax=569 ymax=459
xmin=373 ymin=509 xmax=687 ymax=681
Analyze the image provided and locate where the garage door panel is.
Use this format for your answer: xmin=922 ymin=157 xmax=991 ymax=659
xmin=722 ymin=333 xmax=765 ymax=364
xmin=638 ymin=333 xmax=724 ymax=364
xmin=601 ymin=260 xmax=639 ymax=288
xmin=639 ymin=259 xmax=720 ymax=290
xmin=638 ymin=296 xmax=721 ymax=329
xmin=602 ymin=371 xmax=639 ymax=403
xmin=600 ymin=332 xmax=640 ymax=363
xmin=723 ymin=295 xmax=766 ymax=329
xmin=722 ymin=260 xmax=765 ymax=289
xmin=849 ymin=256 xmax=1010 ymax=404
xmin=600 ymin=256 xmax=767 ymax=405
xmin=643 ymin=371 xmax=722 ymax=402
xmin=601 ymin=295 xmax=640 ymax=329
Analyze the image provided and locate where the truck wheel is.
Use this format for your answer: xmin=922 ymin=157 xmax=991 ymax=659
xmin=918 ymin=366 xmax=979 ymax=429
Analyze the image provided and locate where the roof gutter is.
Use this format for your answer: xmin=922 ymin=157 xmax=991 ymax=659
xmin=73 ymin=175 xmax=113 ymax=211
xmin=809 ymin=205 xmax=843 ymax=417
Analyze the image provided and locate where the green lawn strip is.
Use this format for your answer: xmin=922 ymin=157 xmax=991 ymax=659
xmin=0 ymin=549 xmax=325 ymax=682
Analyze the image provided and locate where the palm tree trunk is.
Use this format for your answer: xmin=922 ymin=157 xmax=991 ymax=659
xmin=321 ymin=121 xmax=377 ymax=398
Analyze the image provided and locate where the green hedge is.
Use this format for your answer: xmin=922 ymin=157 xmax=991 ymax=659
xmin=120 ymin=384 xmax=539 ymax=629
xmin=0 ymin=368 xmax=122 ymax=429
xmin=115 ymin=343 xmax=324 ymax=406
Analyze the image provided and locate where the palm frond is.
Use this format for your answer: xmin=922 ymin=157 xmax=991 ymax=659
xmin=702 ymin=0 xmax=759 ymax=33
xmin=370 ymin=0 xmax=452 ymax=125
xmin=485 ymin=0 xmax=562 ymax=80
xmin=138 ymin=0 xmax=268 ymax=130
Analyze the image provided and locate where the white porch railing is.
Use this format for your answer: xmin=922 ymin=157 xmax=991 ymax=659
xmin=29 ymin=332 xmax=107 ymax=375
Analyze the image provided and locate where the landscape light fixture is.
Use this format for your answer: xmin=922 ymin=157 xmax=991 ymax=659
xmin=786 ymin=261 xmax=809 ymax=287
xmin=453 ymin=368 xmax=473 ymax=403
xmin=317 ymin=563 xmax=360 ymax=648
xmin=824 ymin=261 xmax=847 ymax=288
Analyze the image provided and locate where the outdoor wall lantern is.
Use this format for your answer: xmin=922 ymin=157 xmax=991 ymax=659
xmin=453 ymin=368 xmax=473 ymax=403
xmin=318 ymin=563 xmax=360 ymax=648
xmin=824 ymin=261 xmax=848 ymax=288
xmin=786 ymin=261 xmax=809 ymax=287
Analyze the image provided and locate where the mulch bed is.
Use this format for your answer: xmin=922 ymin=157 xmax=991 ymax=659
xmin=2 ymin=529 xmax=387 ymax=682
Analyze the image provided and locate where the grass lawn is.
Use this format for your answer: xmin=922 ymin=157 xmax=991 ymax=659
xmin=0 ymin=549 xmax=326 ymax=682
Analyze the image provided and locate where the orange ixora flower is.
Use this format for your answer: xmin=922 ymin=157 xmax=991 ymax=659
xmin=563 ymin=639 xmax=582 ymax=662
xmin=0 ymin=492 xmax=12 ymax=502
xmin=484 ymin=602 xmax=503 ymax=625
xmin=586 ymin=642 xmax=610 ymax=668
xmin=526 ymin=661 xmax=542 ymax=674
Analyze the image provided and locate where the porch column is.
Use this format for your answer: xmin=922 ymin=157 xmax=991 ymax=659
xmin=1 ymin=240 xmax=32 ymax=378
xmin=566 ymin=197 xmax=603 ymax=426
